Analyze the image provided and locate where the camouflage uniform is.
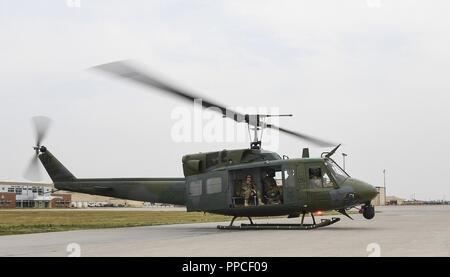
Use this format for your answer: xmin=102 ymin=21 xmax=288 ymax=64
xmin=265 ymin=184 xmax=281 ymax=204
xmin=241 ymin=181 xmax=257 ymax=206
xmin=263 ymin=176 xmax=281 ymax=204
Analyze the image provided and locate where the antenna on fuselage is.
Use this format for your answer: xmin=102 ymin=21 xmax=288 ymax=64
xmin=302 ymin=148 xmax=310 ymax=158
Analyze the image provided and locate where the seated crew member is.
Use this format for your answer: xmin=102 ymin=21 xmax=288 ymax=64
xmin=309 ymin=168 xmax=323 ymax=189
xmin=240 ymin=174 xmax=263 ymax=206
xmin=262 ymin=171 xmax=280 ymax=204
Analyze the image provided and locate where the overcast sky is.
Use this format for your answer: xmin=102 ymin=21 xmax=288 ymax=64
xmin=1 ymin=0 xmax=449 ymax=200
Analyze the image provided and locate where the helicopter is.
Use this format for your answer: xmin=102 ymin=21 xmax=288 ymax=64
xmin=24 ymin=61 xmax=378 ymax=230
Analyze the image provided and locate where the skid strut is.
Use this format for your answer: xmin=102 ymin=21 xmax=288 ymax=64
xmin=218 ymin=213 xmax=340 ymax=230
xmin=228 ymin=216 xmax=254 ymax=227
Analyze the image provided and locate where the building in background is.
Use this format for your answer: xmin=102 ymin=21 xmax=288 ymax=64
xmin=0 ymin=181 xmax=70 ymax=208
xmin=0 ymin=181 xmax=149 ymax=208
xmin=386 ymin=196 xmax=406 ymax=205
xmin=0 ymin=192 xmax=16 ymax=208
xmin=372 ymin=186 xmax=386 ymax=206
xmin=51 ymin=193 xmax=72 ymax=208
xmin=69 ymin=192 xmax=147 ymax=208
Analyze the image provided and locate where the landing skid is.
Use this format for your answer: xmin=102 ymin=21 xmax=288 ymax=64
xmin=217 ymin=214 xmax=341 ymax=230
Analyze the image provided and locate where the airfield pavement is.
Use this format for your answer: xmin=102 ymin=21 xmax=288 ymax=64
xmin=1 ymin=205 xmax=449 ymax=257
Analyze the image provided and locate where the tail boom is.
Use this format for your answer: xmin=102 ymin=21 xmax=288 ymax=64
xmin=54 ymin=178 xmax=186 ymax=205
xmin=38 ymin=149 xmax=186 ymax=205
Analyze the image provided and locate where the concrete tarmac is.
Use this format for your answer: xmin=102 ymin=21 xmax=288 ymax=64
xmin=1 ymin=206 xmax=449 ymax=257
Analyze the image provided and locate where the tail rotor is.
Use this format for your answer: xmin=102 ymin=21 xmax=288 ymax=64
xmin=23 ymin=116 xmax=52 ymax=181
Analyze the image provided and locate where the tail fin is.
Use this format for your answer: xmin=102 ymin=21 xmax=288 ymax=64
xmin=38 ymin=148 xmax=76 ymax=182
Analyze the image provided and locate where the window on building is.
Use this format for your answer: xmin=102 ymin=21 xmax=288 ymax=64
xmin=8 ymin=187 xmax=14 ymax=193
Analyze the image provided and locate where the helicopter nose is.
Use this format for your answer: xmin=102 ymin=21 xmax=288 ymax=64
xmin=346 ymin=178 xmax=378 ymax=203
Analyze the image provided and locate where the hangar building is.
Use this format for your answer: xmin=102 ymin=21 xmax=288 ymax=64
xmin=0 ymin=181 xmax=71 ymax=208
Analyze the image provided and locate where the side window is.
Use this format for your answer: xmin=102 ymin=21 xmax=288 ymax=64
xmin=189 ymin=180 xmax=202 ymax=196
xmin=309 ymin=167 xmax=323 ymax=189
xmin=206 ymin=177 xmax=222 ymax=194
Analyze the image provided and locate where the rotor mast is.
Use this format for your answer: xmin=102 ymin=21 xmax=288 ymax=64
xmin=246 ymin=114 xmax=293 ymax=149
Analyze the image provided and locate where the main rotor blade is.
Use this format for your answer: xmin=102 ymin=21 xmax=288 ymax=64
xmin=92 ymin=61 xmax=246 ymax=123
xmin=92 ymin=61 xmax=337 ymax=147
xmin=32 ymin=116 xmax=52 ymax=146
xmin=267 ymin=124 xmax=336 ymax=147
xmin=23 ymin=155 xmax=42 ymax=181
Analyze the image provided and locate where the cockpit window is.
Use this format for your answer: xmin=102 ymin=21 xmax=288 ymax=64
xmin=325 ymin=159 xmax=349 ymax=184
xmin=308 ymin=167 xmax=334 ymax=189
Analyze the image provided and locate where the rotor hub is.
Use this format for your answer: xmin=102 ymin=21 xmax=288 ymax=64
xmin=33 ymin=145 xmax=47 ymax=154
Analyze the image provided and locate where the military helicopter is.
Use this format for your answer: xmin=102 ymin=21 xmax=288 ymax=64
xmin=24 ymin=61 xmax=378 ymax=230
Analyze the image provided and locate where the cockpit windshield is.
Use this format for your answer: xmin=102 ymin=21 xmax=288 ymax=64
xmin=325 ymin=158 xmax=350 ymax=184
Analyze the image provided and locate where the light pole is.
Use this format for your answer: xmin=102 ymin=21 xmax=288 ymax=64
xmin=383 ymin=169 xmax=387 ymax=205
xmin=342 ymin=153 xmax=347 ymax=171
